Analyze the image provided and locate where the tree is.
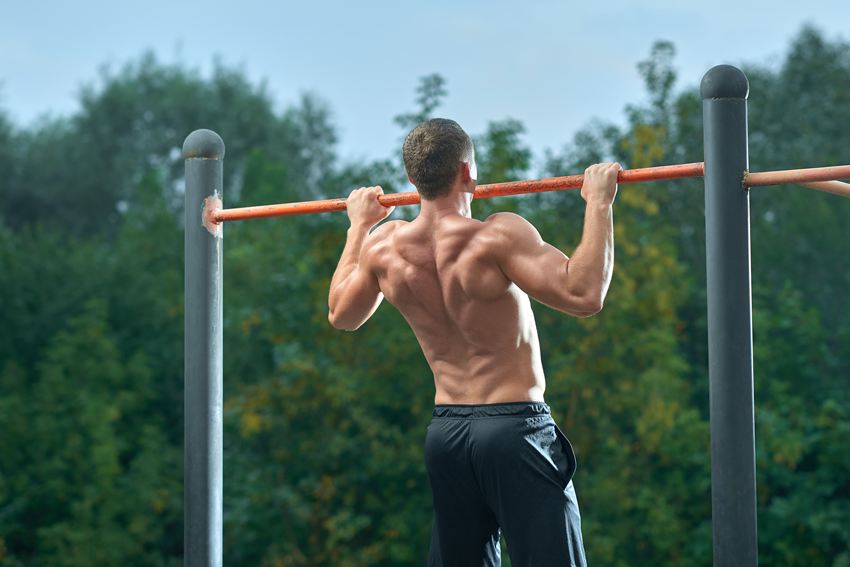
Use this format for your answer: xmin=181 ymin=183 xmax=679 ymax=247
xmin=1 ymin=53 xmax=340 ymax=235
xmin=393 ymin=74 xmax=447 ymax=132
xmin=0 ymin=300 xmax=182 ymax=566
xmin=0 ymin=171 xmax=186 ymax=565
xmin=0 ymin=102 xmax=12 ymax=206
xmin=473 ymin=118 xmax=531 ymax=184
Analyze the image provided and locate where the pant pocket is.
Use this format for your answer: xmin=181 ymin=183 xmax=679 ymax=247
xmin=554 ymin=424 xmax=578 ymax=485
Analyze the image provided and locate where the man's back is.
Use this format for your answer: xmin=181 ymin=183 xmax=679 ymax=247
xmin=329 ymin=161 xmax=619 ymax=406
xmin=364 ymin=212 xmax=546 ymax=405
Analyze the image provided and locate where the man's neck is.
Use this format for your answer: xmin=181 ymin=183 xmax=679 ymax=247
xmin=418 ymin=185 xmax=475 ymax=221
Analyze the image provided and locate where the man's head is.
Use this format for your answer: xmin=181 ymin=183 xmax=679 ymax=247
xmin=402 ymin=118 xmax=476 ymax=201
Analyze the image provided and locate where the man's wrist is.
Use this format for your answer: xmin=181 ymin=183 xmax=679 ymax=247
xmin=348 ymin=222 xmax=372 ymax=236
xmin=585 ymin=199 xmax=614 ymax=210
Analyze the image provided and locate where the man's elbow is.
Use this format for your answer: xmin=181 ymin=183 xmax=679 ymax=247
xmin=327 ymin=311 xmax=345 ymax=330
xmin=574 ymin=298 xmax=604 ymax=318
xmin=327 ymin=310 xmax=344 ymax=330
xmin=328 ymin=311 xmax=359 ymax=332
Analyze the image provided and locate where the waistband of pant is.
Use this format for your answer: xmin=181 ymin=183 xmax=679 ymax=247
xmin=432 ymin=401 xmax=551 ymax=419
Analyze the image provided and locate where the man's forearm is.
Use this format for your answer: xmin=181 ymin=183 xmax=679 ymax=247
xmin=565 ymin=202 xmax=614 ymax=309
xmin=329 ymin=224 xmax=371 ymax=310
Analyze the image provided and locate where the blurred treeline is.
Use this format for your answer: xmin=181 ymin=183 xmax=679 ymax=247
xmin=0 ymin=26 xmax=848 ymax=567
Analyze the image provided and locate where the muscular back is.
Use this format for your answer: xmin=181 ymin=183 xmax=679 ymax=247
xmin=364 ymin=214 xmax=546 ymax=405
xmin=329 ymin=164 xmax=618 ymax=406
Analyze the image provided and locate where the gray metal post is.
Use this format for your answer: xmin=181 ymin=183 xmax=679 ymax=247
xmin=700 ymin=65 xmax=757 ymax=566
xmin=183 ymin=129 xmax=225 ymax=567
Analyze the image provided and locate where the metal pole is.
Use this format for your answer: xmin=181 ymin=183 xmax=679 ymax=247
xmin=183 ymin=129 xmax=225 ymax=567
xmin=701 ymin=65 xmax=758 ymax=566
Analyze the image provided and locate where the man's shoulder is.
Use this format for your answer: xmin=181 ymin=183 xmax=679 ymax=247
xmin=483 ymin=211 xmax=527 ymax=227
xmin=368 ymin=219 xmax=407 ymax=240
xmin=481 ymin=212 xmax=536 ymax=240
xmin=460 ymin=213 xmax=525 ymax=259
xmin=363 ymin=220 xmax=407 ymax=258
xmin=477 ymin=212 xmax=546 ymax=263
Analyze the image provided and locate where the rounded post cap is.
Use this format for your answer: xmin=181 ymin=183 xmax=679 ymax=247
xmin=183 ymin=129 xmax=225 ymax=159
xmin=700 ymin=65 xmax=749 ymax=100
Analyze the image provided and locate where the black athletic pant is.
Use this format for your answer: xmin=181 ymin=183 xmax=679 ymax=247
xmin=425 ymin=402 xmax=586 ymax=567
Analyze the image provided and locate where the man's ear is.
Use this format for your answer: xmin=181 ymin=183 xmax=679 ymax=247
xmin=462 ymin=161 xmax=477 ymax=183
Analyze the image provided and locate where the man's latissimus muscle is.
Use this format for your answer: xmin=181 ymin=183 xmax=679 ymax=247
xmin=329 ymin=161 xmax=620 ymax=405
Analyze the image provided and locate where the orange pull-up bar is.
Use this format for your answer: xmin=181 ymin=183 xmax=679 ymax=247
xmin=211 ymin=162 xmax=706 ymax=223
xmin=210 ymin=162 xmax=850 ymax=223
xmin=743 ymin=165 xmax=850 ymax=198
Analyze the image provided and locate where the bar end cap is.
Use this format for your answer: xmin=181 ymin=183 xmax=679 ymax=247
xmin=183 ymin=129 xmax=225 ymax=159
xmin=701 ymin=65 xmax=749 ymax=100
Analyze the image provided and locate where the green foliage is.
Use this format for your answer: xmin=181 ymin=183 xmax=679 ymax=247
xmin=0 ymin=104 xmax=12 ymax=200
xmin=741 ymin=35 xmax=850 ymax=567
xmin=0 ymin=172 xmax=185 ymax=566
xmin=0 ymin=52 xmax=338 ymax=235
xmin=753 ymin=284 xmax=850 ymax=565
xmin=635 ymin=40 xmax=677 ymax=123
xmin=0 ymin=299 xmax=182 ymax=566
xmin=473 ymin=118 xmax=531 ymax=185
xmin=745 ymin=26 xmax=850 ymax=326
xmin=393 ymin=74 xmax=447 ymax=132
xmin=470 ymin=118 xmax=533 ymax=220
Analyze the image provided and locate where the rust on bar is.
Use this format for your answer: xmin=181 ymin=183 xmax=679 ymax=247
xmin=214 ymin=198 xmax=349 ymax=222
xmin=743 ymin=165 xmax=850 ymax=188
xmin=212 ymin=162 xmax=706 ymax=223
xmin=202 ymin=191 xmax=223 ymax=237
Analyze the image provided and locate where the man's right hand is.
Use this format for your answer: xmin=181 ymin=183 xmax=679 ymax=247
xmin=346 ymin=186 xmax=395 ymax=230
xmin=581 ymin=162 xmax=622 ymax=205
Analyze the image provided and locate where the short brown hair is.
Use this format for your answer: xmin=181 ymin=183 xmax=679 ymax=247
xmin=402 ymin=118 xmax=474 ymax=201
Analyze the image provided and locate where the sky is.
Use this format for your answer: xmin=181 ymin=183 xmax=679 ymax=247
xmin=2 ymin=0 xmax=849 ymax=172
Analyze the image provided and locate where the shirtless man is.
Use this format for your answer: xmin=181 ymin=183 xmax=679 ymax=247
xmin=328 ymin=118 xmax=619 ymax=567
